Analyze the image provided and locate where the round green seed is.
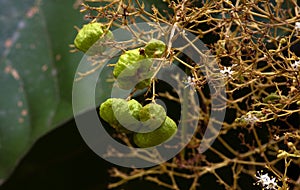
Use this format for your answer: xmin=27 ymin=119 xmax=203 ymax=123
xmin=133 ymin=116 xmax=177 ymax=148
xmin=74 ymin=22 xmax=113 ymax=53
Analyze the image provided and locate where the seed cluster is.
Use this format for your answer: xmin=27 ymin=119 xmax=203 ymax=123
xmin=99 ymin=98 xmax=177 ymax=148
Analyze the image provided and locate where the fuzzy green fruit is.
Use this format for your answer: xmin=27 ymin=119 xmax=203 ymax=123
xmin=144 ymin=39 xmax=166 ymax=57
xmin=139 ymin=103 xmax=166 ymax=130
xmin=113 ymin=99 xmax=143 ymax=131
xmin=74 ymin=22 xmax=113 ymax=53
xmin=128 ymin=99 xmax=142 ymax=120
xmin=112 ymin=40 xmax=166 ymax=90
xmin=113 ymin=49 xmax=145 ymax=77
xmin=113 ymin=48 xmax=153 ymax=89
xmin=99 ymin=98 xmax=142 ymax=133
xmin=133 ymin=116 xmax=177 ymax=148
xmin=99 ymin=98 xmax=120 ymax=126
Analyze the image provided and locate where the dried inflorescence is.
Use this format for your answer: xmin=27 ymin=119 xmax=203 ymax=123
xmin=74 ymin=0 xmax=300 ymax=189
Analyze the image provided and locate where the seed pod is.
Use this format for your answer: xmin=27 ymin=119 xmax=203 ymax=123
xmin=113 ymin=48 xmax=153 ymax=90
xmin=113 ymin=49 xmax=145 ymax=77
xmin=135 ymin=79 xmax=151 ymax=89
xmin=144 ymin=39 xmax=166 ymax=57
xmin=139 ymin=103 xmax=166 ymax=130
xmin=128 ymin=99 xmax=142 ymax=120
xmin=113 ymin=99 xmax=143 ymax=132
xmin=99 ymin=98 xmax=142 ymax=133
xmin=133 ymin=116 xmax=177 ymax=148
xmin=74 ymin=22 xmax=113 ymax=53
xmin=99 ymin=98 xmax=120 ymax=126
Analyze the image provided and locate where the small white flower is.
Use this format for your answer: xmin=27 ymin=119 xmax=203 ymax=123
xmin=184 ymin=76 xmax=196 ymax=88
xmin=295 ymin=22 xmax=300 ymax=35
xmin=291 ymin=60 xmax=300 ymax=70
xmin=254 ymin=171 xmax=278 ymax=190
xmin=296 ymin=22 xmax=300 ymax=30
xmin=220 ymin=67 xmax=234 ymax=77
xmin=243 ymin=114 xmax=259 ymax=124
xmin=255 ymin=172 xmax=270 ymax=184
xmin=265 ymin=178 xmax=277 ymax=190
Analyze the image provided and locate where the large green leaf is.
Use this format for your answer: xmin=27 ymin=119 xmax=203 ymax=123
xmin=0 ymin=0 xmax=84 ymax=183
xmin=0 ymin=0 xmax=170 ymax=184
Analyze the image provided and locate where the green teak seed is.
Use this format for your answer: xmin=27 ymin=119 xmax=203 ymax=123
xmin=133 ymin=116 xmax=177 ymax=148
xmin=113 ymin=48 xmax=153 ymax=90
xmin=99 ymin=98 xmax=120 ymax=126
xmin=144 ymin=39 xmax=166 ymax=57
xmin=99 ymin=98 xmax=142 ymax=133
xmin=74 ymin=22 xmax=113 ymax=53
xmin=139 ymin=103 xmax=166 ymax=130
